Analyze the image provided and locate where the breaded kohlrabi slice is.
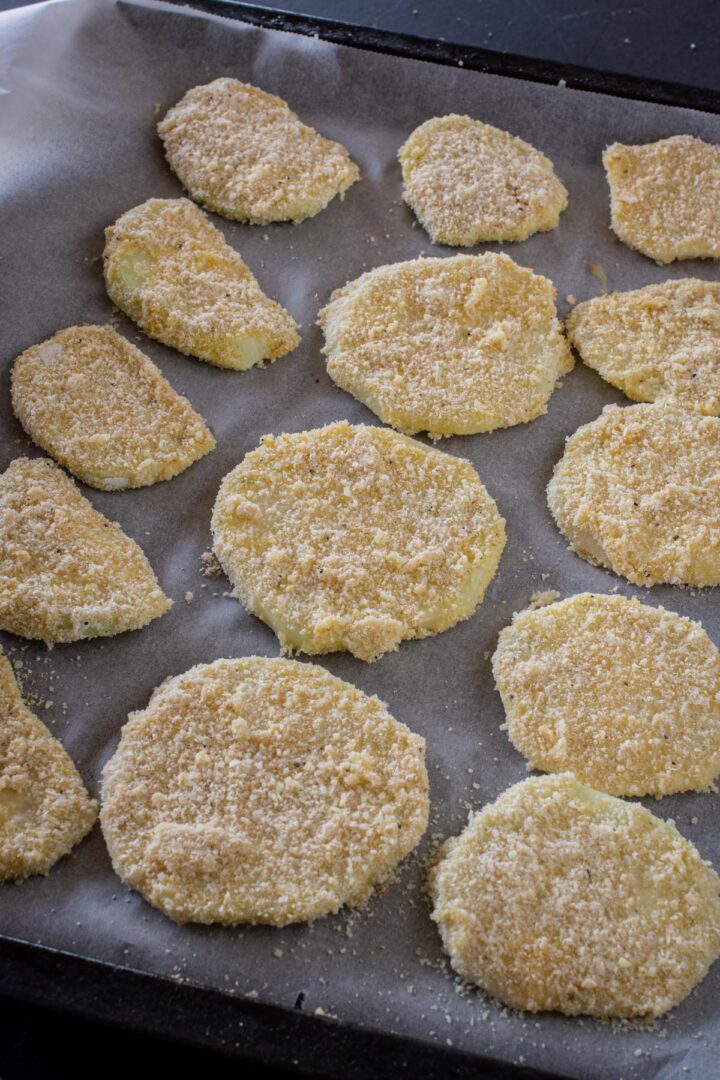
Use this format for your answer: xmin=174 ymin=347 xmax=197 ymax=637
xmin=0 ymin=457 xmax=171 ymax=644
xmin=11 ymin=325 xmax=215 ymax=490
xmin=103 ymin=198 xmax=299 ymax=370
xmin=211 ymin=421 xmax=506 ymax=661
xmin=0 ymin=649 xmax=97 ymax=881
xmin=158 ymin=78 xmax=359 ymax=225
xmin=604 ymin=135 xmax=720 ymax=263
xmin=100 ymin=657 xmax=428 ymax=925
xmin=430 ymin=773 xmax=720 ymax=1018
xmin=566 ymin=279 xmax=720 ymax=415
xmin=399 ymin=115 xmax=567 ymax=246
xmin=547 ymin=404 xmax=720 ymax=587
xmin=319 ymin=253 xmax=572 ymax=438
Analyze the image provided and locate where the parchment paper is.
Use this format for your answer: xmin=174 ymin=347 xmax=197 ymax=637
xmin=1 ymin=2 xmax=719 ymax=1075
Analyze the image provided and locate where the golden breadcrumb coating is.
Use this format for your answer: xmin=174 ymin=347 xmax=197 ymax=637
xmin=567 ymin=279 xmax=720 ymax=415
xmin=604 ymin=136 xmax=720 ymax=263
xmin=398 ymin=115 xmax=567 ymax=247
xmin=212 ymin=422 xmax=505 ymax=662
xmin=430 ymin=773 xmax=720 ymax=1018
xmin=11 ymin=325 xmax=215 ymax=490
xmin=158 ymin=78 xmax=360 ymax=225
xmin=103 ymin=198 xmax=299 ymax=370
xmin=101 ymin=657 xmax=428 ymax=925
xmin=319 ymin=253 xmax=572 ymax=438
xmin=0 ymin=649 xmax=97 ymax=881
xmin=547 ymin=404 xmax=720 ymax=587
xmin=492 ymin=593 xmax=720 ymax=796
xmin=0 ymin=457 xmax=171 ymax=644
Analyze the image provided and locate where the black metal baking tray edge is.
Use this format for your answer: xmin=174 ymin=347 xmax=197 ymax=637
xmin=3 ymin=3 xmax=719 ymax=1077
xmin=170 ymin=0 xmax=720 ymax=113
xmin=0 ymin=934 xmax=561 ymax=1079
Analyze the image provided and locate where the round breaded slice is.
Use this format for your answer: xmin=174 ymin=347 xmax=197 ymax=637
xmin=398 ymin=115 xmax=568 ymax=247
xmin=100 ymin=656 xmax=428 ymax=925
xmin=211 ymin=422 xmax=506 ymax=662
xmin=492 ymin=592 xmax=720 ymax=796
xmin=604 ymin=135 xmax=720 ymax=263
xmin=430 ymin=772 xmax=720 ymax=1018
xmin=567 ymin=279 xmax=720 ymax=415
xmin=0 ymin=648 xmax=97 ymax=881
xmin=11 ymin=325 xmax=216 ymax=490
xmin=158 ymin=78 xmax=360 ymax=225
xmin=319 ymin=253 xmax=573 ymax=438
xmin=547 ymin=403 xmax=720 ymax=587
xmin=0 ymin=457 xmax=171 ymax=645
xmin=103 ymin=198 xmax=300 ymax=370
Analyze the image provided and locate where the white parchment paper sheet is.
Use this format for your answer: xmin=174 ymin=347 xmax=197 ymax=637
xmin=0 ymin=1 xmax=719 ymax=1075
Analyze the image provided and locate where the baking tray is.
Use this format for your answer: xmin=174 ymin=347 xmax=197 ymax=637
xmin=1 ymin=2 xmax=719 ymax=1077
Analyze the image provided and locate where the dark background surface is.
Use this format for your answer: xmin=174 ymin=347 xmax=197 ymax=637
xmin=1 ymin=0 xmax=720 ymax=92
xmin=1 ymin=1 xmax=719 ymax=1077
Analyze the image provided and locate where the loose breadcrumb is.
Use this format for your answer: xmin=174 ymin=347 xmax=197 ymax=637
xmin=211 ymin=422 xmax=506 ymax=661
xmin=399 ymin=115 xmax=567 ymax=246
xmin=0 ymin=457 xmax=171 ymax=644
xmin=103 ymin=198 xmax=299 ymax=370
xmin=583 ymin=260 xmax=609 ymax=295
xmin=493 ymin=593 xmax=720 ymax=796
xmin=547 ymin=404 xmax=720 ymax=586
xmin=567 ymin=279 xmax=720 ymax=415
xmin=0 ymin=649 xmax=97 ymax=880
xmin=604 ymin=135 xmax=720 ymax=263
xmin=527 ymin=589 xmax=560 ymax=610
xmin=100 ymin=657 xmax=428 ymax=925
xmin=11 ymin=325 xmax=215 ymax=489
xmin=200 ymin=550 xmax=223 ymax=577
xmin=430 ymin=773 xmax=720 ymax=1018
xmin=319 ymin=254 xmax=572 ymax=438
xmin=158 ymin=78 xmax=359 ymax=224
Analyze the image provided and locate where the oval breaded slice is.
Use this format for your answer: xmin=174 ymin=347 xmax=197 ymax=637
xmin=100 ymin=657 xmax=428 ymax=925
xmin=398 ymin=115 xmax=567 ymax=247
xmin=604 ymin=135 xmax=720 ymax=263
xmin=103 ymin=198 xmax=300 ymax=370
xmin=430 ymin=773 xmax=720 ymax=1018
xmin=0 ymin=648 xmax=97 ymax=881
xmin=567 ymin=279 xmax=720 ymax=415
xmin=319 ymin=253 xmax=573 ymax=438
xmin=0 ymin=457 xmax=171 ymax=644
xmin=547 ymin=404 xmax=720 ymax=587
xmin=492 ymin=593 xmax=720 ymax=796
xmin=158 ymin=78 xmax=360 ymax=225
xmin=211 ymin=422 xmax=506 ymax=662
xmin=11 ymin=325 xmax=216 ymax=490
